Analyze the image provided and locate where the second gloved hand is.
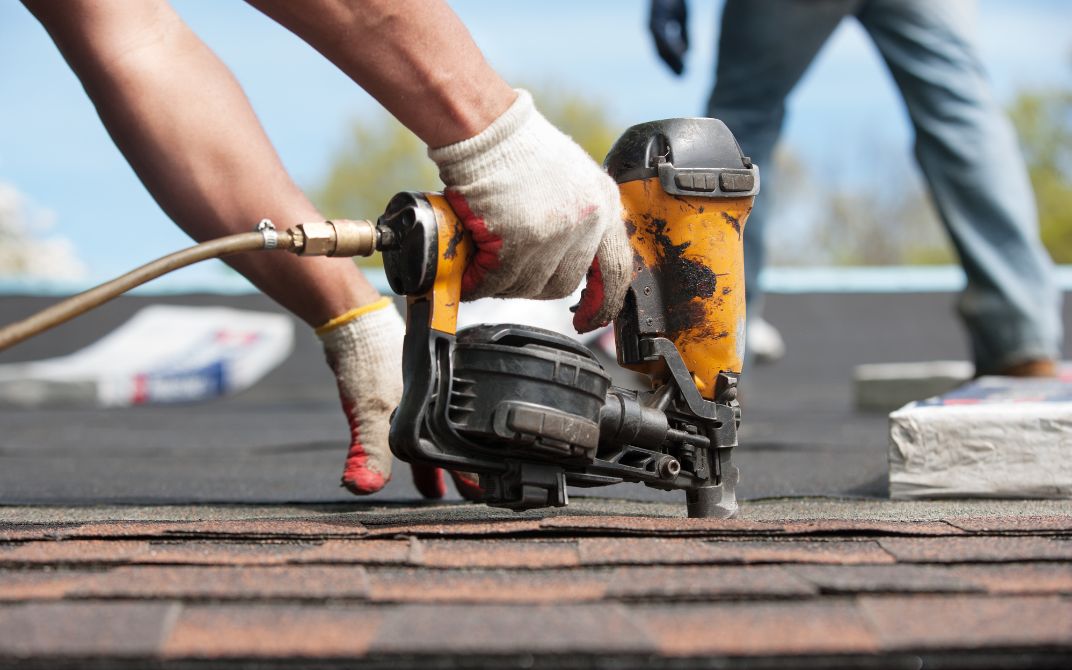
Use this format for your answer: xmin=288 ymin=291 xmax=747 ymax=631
xmin=428 ymin=89 xmax=631 ymax=333
xmin=649 ymin=0 xmax=689 ymax=75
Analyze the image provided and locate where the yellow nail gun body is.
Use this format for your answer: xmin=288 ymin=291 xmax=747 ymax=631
xmin=379 ymin=118 xmax=758 ymax=518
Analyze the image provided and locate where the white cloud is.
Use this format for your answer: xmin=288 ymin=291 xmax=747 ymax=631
xmin=0 ymin=182 xmax=87 ymax=280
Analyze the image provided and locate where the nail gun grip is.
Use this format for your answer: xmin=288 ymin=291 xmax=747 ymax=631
xmin=418 ymin=193 xmax=473 ymax=336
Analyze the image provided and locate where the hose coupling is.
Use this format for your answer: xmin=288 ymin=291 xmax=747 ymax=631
xmin=287 ymin=219 xmax=380 ymax=257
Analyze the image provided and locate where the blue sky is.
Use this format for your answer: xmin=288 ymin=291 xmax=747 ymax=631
xmin=1 ymin=0 xmax=1070 ymax=288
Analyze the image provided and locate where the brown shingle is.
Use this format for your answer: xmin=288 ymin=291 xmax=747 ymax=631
xmin=80 ymin=565 xmax=369 ymax=600
xmin=953 ymin=563 xmax=1072 ymax=595
xmin=158 ymin=518 xmax=367 ymax=539
xmin=791 ymin=563 xmax=1072 ymax=596
xmin=363 ymin=519 xmax=543 ymax=538
xmin=944 ymin=515 xmax=1072 ymax=533
xmin=578 ymin=537 xmax=896 ymax=565
xmin=641 ymin=601 xmax=879 ymax=655
xmin=540 ymin=515 xmax=779 ymax=535
xmin=367 ymin=568 xmax=606 ymax=603
xmin=788 ymin=564 xmax=983 ymax=594
xmin=0 ymin=540 xmax=159 ymax=566
xmin=414 ymin=539 xmax=581 ymax=568
xmin=0 ymin=539 xmax=361 ymax=566
xmin=606 ymin=565 xmax=817 ymax=600
xmin=368 ymin=603 xmax=656 ymax=654
xmin=164 ymin=604 xmax=380 ymax=658
xmin=290 ymin=539 xmax=413 ymax=565
xmin=0 ymin=518 xmax=367 ymax=541
xmin=860 ymin=595 xmax=1072 ymax=650
xmin=542 ymin=516 xmax=963 ymax=537
xmin=0 ymin=601 xmax=178 ymax=656
xmin=0 ymin=566 xmax=369 ymax=602
xmin=0 ymin=570 xmax=90 ymax=601
xmin=879 ymin=536 xmax=1072 ymax=563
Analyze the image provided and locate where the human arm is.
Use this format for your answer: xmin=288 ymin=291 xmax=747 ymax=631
xmin=248 ymin=0 xmax=631 ymax=330
xmin=21 ymin=0 xmax=379 ymax=326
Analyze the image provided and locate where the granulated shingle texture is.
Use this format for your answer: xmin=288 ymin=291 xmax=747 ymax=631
xmin=0 ymin=499 xmax=1069 ymax=667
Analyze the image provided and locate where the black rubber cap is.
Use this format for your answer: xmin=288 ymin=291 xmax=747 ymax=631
xmin=604 ymin=117 xmax=750 ymax=184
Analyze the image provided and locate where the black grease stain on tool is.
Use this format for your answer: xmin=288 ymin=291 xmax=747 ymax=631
xmin=721 ymin=212 xmax=741 ymax=239
xmin=443 ymin=222 xmax=464 ymax=260
xmin=648 ymin=218 xmax=720 ymax=336
xmin=671 ymin=194 xmax=700 ymax=211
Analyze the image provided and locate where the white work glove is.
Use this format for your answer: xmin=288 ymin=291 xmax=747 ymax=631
xmin=318 ymin=298 xmax=482 ymax=500
xmin=429 ymin=89 xmax=632 ymax=333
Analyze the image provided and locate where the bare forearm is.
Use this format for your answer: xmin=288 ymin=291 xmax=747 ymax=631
xmin=24 ymin=0 xmax=321 ymax=240
xmin=247 ymin=0 xmax=515 ymax=147
xmin=22 ymin=0 xmax=377 ymax=325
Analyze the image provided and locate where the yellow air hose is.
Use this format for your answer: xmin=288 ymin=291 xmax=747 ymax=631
xmin=0 ymin=219 xmax=379 ymax=353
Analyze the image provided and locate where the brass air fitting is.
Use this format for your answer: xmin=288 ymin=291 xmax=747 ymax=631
xmin=288 ymin=219 xmax=378 ymax=257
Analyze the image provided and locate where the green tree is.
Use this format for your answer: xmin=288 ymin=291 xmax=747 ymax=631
xmin=765 ymin=144 xmax=953 ymax=267
xmin=1008 ymin=86 xmax=1072 ymax=262
xmin=312 ymin=87 xmax=619 ymax=266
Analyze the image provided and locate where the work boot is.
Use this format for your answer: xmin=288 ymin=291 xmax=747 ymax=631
xmin=318 ymin=297 xmax=485 ymax=500
xmin=994 ymin=358 xmax=1058 ymax=378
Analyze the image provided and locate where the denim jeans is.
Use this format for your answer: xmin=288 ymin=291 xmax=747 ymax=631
xmin=708 ymin=0 xmax=1061 ymax=372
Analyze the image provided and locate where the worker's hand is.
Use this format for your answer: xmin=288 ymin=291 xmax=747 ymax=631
xmin=429 ymin=90 xmax=632 ymax=333
xmin=319 ymin=298 xmax=484 ymax=501
xmin=649 ymin=0 xmax=689 ymax=75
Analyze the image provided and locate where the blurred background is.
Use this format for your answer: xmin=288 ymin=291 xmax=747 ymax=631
xmin=1 ymin=0 xmax=1071 ymax=504
xmin=1 ymin=0 xmax=1069 ymax=292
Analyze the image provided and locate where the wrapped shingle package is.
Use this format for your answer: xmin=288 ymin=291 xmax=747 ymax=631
xmin=889 ymin=374 xmax=1072 ymax=499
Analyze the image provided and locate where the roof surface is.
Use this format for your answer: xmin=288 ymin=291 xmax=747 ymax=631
xmin=1 ymin=499 xmax=1070 ymax=668
xmin=1 ymin=292 xmax=1070 ymax=667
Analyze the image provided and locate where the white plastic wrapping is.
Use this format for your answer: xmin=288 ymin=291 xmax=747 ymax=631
xmin=889 ymin=376 xmax=1072 ymax=499
xmin=0 ymin=305 xmax=293 ymax=407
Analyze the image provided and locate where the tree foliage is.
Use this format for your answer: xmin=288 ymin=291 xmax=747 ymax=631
xmin=1008 ymin=85 xmax=1072 ymax=262
xmin=765 ymin=145 xmax=952 ymax=267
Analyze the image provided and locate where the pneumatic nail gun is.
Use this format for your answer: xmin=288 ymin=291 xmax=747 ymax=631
xmin=0 ymin=116 xmax=753 ymax=517
xmin=379 ymin=118 xmax=758 ymax=518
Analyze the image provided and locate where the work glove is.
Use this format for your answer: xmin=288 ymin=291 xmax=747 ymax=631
xmin=318 ymin=298 xmax=481 ymax=500
xmin=429 ymin=89 xmax=632 ymax=333
xmin=649 ymin=0 xmax=689 ymax=75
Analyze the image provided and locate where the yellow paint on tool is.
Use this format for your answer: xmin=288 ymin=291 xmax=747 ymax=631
xmin=617 ymin=177 xmax=752 ymax=398
xmin=414 ymin=193 xmax=473 ymax=336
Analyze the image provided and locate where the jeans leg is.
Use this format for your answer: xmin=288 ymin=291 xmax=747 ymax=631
xmin=859 ymin=0 xmax=1062 ymax=372
xmin=708 ymin=0 xmax=859 ymax=319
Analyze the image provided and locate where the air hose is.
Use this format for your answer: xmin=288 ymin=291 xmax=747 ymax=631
xmin=0 ymin=219 xmax=382 ymax=353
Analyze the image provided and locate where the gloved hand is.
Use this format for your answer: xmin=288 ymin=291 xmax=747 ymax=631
xmin=318 ymin=297 xmax=481 ymax=500
xmin=649 ymin=0 xmax=689 ymax=75
xmin=429 ymin=90 xmax=631 ymax=333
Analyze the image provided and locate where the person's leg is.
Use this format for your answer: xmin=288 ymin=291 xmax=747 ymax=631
xmin=858 ymin=0 xmax=1061 ymax=373
xmin=708 ymin=0 xmax=859 ymax=325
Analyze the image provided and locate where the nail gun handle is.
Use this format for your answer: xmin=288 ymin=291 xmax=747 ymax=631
xmin=379 ymin=191 xmax=473 ymax=336
xmin=421 ymin=193 xmax=473 ymax=335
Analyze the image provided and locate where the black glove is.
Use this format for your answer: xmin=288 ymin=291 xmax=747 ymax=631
xmin=649 ymin=0 xmax=689 ymax=75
